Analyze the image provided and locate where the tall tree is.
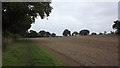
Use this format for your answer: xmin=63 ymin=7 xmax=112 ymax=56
xmin=63 ymin=29 xmax=71 ymax=36
xmin=2 ymin=2 xmax=53 ymax=37
xmin=79 ymin=30 xmax=90 ymax=36
xmin=112 ymin=20 xmax=120 ymax=34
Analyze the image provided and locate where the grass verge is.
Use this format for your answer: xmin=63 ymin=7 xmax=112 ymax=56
xmin=2 ymin=39 xmax=65 ymax=66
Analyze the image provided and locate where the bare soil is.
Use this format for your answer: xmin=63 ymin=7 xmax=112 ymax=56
xmin=30 ymin=35 xmax=118 ymax=66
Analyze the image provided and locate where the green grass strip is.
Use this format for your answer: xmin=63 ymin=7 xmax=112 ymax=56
xmin=3 ymin=39 xmax=65 ymax=66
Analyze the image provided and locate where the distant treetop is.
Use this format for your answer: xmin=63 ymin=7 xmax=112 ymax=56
xmin=112 ymin=20 xmax=120 ymax=34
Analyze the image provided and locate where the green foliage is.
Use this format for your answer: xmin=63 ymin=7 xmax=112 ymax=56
xmin=51 ymin=33 xmax=56 ymax=37
xmin=46 ymin=32 xmax=51 ymax=37
xmin=72 ymin=31 xmax=79 ymax=36
xmin=29 ymin=30 xmax=38 ymax=38
xmin=3 ymin=39 xmax=65 ymax=66
xmin=25 ymin=30 xmax=56 ymax=38
xmin=39 ymin=30 xmax=46 ymax=37
xmin=79 ymin=30 xmax=90 ymax=36
xmin=2 ymin=2 xmax=53 ymax=37
xmin=2 ymin=38 xmax=13 ymax=50
xmin=2 ymin=31 xmax=14 ymax=50
xmin=3 ymin=31 xmax=14 ymax=38
xmin=63 ymin=29 xmax=71 ymax=36
xmin=2 ymin=31 xmax=22 ymax=50
xmin=112 ymin=20 xmax=120 ymax=34
xmin=99 ymin=33 xmax=103 ymax=35
xmin=91 ymin=32 xmax=97 ymax=35
xmin=110 ymin=31 xmax=114 ymax=34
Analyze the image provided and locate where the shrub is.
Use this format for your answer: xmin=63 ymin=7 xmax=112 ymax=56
xmin=2 ymin=31 xmax=21 ymax=50
xmin=2 ymin=38 xmax=14 ymax=50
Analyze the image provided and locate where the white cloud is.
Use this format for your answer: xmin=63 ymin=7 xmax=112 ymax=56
xmin=29 ymin=2 xmax=118 ymax=36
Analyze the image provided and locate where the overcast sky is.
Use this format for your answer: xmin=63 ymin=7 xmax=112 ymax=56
xmin=29 ymin=2 xmax=118 ymax=36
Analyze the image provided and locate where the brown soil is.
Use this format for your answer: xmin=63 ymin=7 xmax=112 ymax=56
xmin=29 ymin=35 xmax=118 ymax=66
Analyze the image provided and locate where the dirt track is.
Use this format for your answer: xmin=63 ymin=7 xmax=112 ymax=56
xmin=30 ymin=35 xmax=118 ymax=66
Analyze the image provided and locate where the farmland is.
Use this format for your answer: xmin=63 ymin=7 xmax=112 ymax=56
xmin=2 ymin=2 xmax=119 ymax=67
xmin=31 ymin=35 xmax=118 ymax=66
xmin=3 ymin=35 xmax=118 ymax=66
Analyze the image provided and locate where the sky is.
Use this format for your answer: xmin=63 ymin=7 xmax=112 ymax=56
xmin=29 ymin=2 xmax=118 ymax=36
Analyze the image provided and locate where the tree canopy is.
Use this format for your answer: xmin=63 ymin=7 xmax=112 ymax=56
xmin=112 ymin=20 xmax=120 ymax=34
xmin=91 ymin=32 xmax=97 ymax=35
xmin=2 ymin=2 xmax=53 ymax=37
xmin=72 ymin=31 xmax=79 ymax=36
xmin=39 ymin=30 xmax=46 ymax=37
xmin=63 ymin=29 xmax=71 ymax=36
xmin=51 ymin=33 xmax=56 ymax=37
xmin=26 ymin=30 xmax=56 ymax=38
xmin=79 ymin=30 xmax=90 ymax=36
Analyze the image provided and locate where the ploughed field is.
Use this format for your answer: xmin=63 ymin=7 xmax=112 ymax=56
xmin=31 ymin=35 xmax=118 ymax=66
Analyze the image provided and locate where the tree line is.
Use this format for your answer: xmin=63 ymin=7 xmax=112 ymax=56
xmin=62 ymin=29 xmax=115 ymax=37
xmin=2 ymin=2 xmax=120 ymax=49
xmin=27 ymin=19 xmax=119 ymax=38
xmin=25 ymin=30 xmax=56 ymax=38
xmin=2 ymin=2 xmax=119 ymax=39
xmin=26 ymin=29 xmax=116 ymax=38
xmin=63 ymin=29 xmax=90 ymax=36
